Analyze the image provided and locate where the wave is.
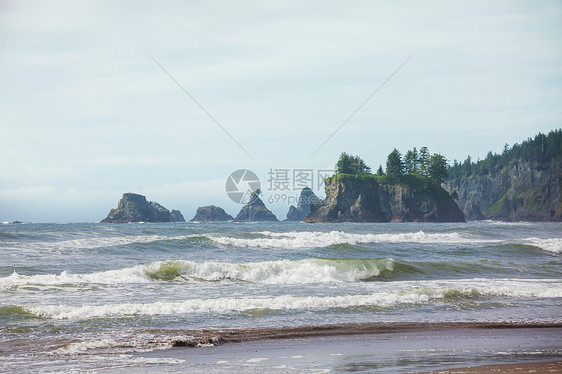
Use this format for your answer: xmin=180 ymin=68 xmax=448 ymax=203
xmin=18 ymin=279 xmax=562 ymax=320
xmin=6 ymin=234 xmax=211 ymax=252
xmin=209 ymin=230 xmax=485 ymax=249
xmin=522 ymin=237 xmax=562 ymax=254
xmin=0 ymin=258 xmax=395 ymax=289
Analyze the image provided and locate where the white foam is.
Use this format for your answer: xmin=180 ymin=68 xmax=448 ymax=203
xmin=23 ymin=278 xmax=562 ymax=320
xmin=0 ymin=258 xmax=394 ymax=289
xmin=7 ymin=234 xmax=198 ymax=252
xmin=210 ymin=230 xmax=482 ymax=249
xmin=522 ymin=237 xmax=562 ymax=253
xmin=0 ymin=267 xmax=152 ymax=290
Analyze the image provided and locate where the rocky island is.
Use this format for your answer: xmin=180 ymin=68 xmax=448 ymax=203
xmin=285 ymin=187 xmax=319 ymax=221
xmin=304 ymin=151 xmax=464 ymax=223
xmin=101 ymin=193 xmax=185 ymax=223
xmin=191 ymin=205 xmax=234 ymax=222
xmin=235 ymin=190 xmax=278 ymax=221
xmin=305 ymin=174 xmax=464 ymax=222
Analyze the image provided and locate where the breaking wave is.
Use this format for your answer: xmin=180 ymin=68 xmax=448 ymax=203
xmin=0 ymin=258 xmax=395 ymax=289
xmin=18 ymin=279 xmax=562 ymax=320
xmin=522 ymin=237 xmax=562 ymax=254
xmin=209 ymin=230 xmax=484 ymax=249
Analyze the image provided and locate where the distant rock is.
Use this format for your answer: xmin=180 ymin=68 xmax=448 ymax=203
xmin=101 ymin=193 xmax=184 ymax=223
xmin=191 ymin=205 xmax=234 ymax=222
xmin=170 ymin=210 xmax=186 ymax=222
xmin=285 ymin=187 xmax=319 ymax=221
xmin=235 ymin=191 xmax=278 ymax=222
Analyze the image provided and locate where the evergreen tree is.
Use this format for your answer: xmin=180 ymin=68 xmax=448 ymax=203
xmin=386 ymin=148 xmax=404 ymax=180
xmin=376 ymin=165 xmax=384 ymax=176
xmin=336 ymin=153 xmax=371 ymax=175
xmin=336 ymin=152 xmax=353 ymax=174
xmin=404 ymin=148 xmax=418 ymax=175
xmin=418 ymin=146 xmax=430 ymax=177
xmin=428 ymin=153 xmax=448 ymax=185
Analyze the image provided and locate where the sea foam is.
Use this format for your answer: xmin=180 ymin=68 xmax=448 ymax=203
xmin=0 ymin=258 xmax=394 ymax=289
xmin=22 ymin=278 xmax=562 ymax=320
xmin=209 ymin=230 xmax=479 ymax=249
xmin=522 ymin=237 xmax=562 ymax=253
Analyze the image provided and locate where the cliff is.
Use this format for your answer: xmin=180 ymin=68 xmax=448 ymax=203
xmin=445 ymin=158 xmax=561 ymax=221
xmin=285 ymin=187 xmax=319 ymax=221
xmin=304 ymin=175 xmax=464 ymax=223
xmin=101 ymin=193 xmax=185 ymax=223
xmin=235 ymin=193 xmax=278 ymax=221
xmin=191 ymin=205 xmax=234 ymax=222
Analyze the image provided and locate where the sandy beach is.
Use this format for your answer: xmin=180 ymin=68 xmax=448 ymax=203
xmin=110 ymin=323 xmax=562 ymax=373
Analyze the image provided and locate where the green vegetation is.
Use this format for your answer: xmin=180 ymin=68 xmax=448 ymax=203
xmin=335 ymin=152 xmax=372 ymax=175
xmin=332 ymin=146 xmax=453 ymax=196
xmin=449 ymin=129 xmax=561 ymax=178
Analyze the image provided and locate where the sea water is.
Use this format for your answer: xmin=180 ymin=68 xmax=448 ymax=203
xmin=0 ymin=221 xmax=560 ymax=372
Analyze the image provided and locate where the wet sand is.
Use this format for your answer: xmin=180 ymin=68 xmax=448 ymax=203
xmin=418 ymin=360 xmax=561 ymax=373
xmin=117 ymin=322 xmax=562 ymax=373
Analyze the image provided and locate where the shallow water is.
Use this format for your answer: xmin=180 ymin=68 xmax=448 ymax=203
xmin=1 ymin=221 xmax=560 ymax=372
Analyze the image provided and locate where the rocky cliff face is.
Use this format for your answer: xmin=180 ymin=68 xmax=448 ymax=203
xmin=101 ymin=193 xmax=184 ymax=223
xmin=445 ymin=158 xmax=561 ymax=221
xmin=235 ymin=194 xmax=278 ymax=222
xmin=304 ymin=176 xmax=464 ymax=223
xmin=191 ymin=205 xmax=234 ymax=222
xmin=285 ymin=187 xmax=319 ymax=221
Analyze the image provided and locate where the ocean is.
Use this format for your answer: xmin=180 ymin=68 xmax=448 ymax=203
xmin=1 ymin=221 xmax=561 ymax=372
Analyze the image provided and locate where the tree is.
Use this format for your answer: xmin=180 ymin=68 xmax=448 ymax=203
xmin=418 ymin=146 xmax=430 ymax=177
xmin=336 ymin=152 xmax=353 ymax=174
xmin=376 ymin=165 xmax=384 ymax=176
xmin=428 ymin=153 xmax=448 ymax=185
xmin=350 ymin=155 xmax=371 ymax=174
xmin=336 ymin=152 xmax=371 ymax=175
xmin=386 ymin=148 xmax=404 ymax=180
xmin=404 ymin=148 xmax=418 ymax=175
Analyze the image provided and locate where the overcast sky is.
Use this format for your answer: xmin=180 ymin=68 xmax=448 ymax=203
xmin=1 ymin=0 xmax=561 ymax=222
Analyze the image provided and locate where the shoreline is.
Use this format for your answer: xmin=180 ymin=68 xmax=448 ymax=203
xmin=416 ymin=360 xmax=562 ymax=373
xmin=118 ymin=323 xmax=562 ymax=373
xmin=168 ymin=321 xmax=562 ymax=347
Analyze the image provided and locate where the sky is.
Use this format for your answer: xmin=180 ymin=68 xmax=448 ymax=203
xmin=1 ymin=0 xmax=561 ymax=222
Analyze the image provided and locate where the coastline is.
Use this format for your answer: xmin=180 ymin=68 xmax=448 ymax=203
xmin=168 ymin=321 xmax=562 ymax=347
xmin=121 ymin=322 xmax=562 ymax=373
xmin=417 ymin=361 xmax=562 ymax=373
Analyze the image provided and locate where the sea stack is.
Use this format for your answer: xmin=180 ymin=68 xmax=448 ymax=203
xmin=101 ymin=193 xmax=185 ymax=223
xmin=235 ymin=190 xmax=278 ymax=221
xmin=285 ymin=187 xmax=319 ymax=221
xmin=191 ymin=205 xmax=234 ymax=222
xmin=304 ymin=176 xmax=465 ymax=223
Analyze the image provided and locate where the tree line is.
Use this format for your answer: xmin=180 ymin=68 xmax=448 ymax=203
xmin=336 ymin=146 xmax=449 ymax=186
xmin=448 ymin=129 xmax=561 ymax=178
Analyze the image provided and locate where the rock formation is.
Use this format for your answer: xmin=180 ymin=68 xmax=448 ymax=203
xmin=191 ymin=205 xmax=234 ymax=222
xmin=235 ymin=192 xmax=278 ymax=221
xmin=285 ymin=187 xmax=319 ymax=221
xmin=445 ymin=158 xmax=561 ymax=221
xmin=304 ymin=175 xmax=464 ymax=223
xmin=101 ymin=193 xmax=185 ymax=223
xmin=170 ymin=210 xmax=185 ymax=222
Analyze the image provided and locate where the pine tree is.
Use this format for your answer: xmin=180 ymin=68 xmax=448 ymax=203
xmin=386 ymin=148 xmax=404 ymax=180
xmin=419 ymin=146 xmax=430 ymax=177
xmin=428 ymin=153 xmax=448 ymax=185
